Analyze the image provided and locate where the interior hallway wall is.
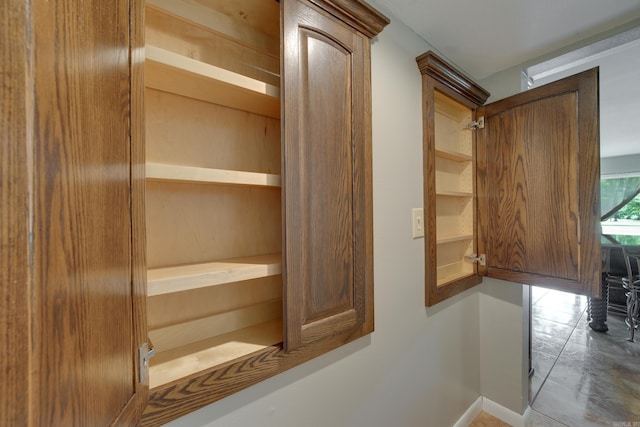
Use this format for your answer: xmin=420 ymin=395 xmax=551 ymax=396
xmin=479 ymin=279 xmax=528 ymax=415
xmin=165 ymin=7 xmax=485 ymax=427
xmin=479 ymin=18 xmax=640 ymax=103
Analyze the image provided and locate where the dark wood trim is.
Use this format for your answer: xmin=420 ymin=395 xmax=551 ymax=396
xmin=112 ymin=0 xmax=150 ymax=423
xmin=422 ymin=75 xmax=438 ymax=306
xmin=428 ymin=275 xmax=483 ymax=307
xmin=310 ymin=0 xmax=390 ymax=38
xmin=416 ymin=51 xmax=490 ymax=107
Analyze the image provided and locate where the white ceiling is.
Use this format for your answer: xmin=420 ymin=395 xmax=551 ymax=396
xmin=375 ymin=0 xmax=640 ymax=158
xmin=529 ymin=38 xmax=640 ymax=158
xmin=375 ymin=0 xmax=640 ymax=80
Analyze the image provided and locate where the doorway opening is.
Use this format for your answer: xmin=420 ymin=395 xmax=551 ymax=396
xmin=523 ymin=26 xmax=640 ymax=424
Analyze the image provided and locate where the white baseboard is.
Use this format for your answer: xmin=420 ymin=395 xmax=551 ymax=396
xmin=454 ymin=396 xmax=528 ymax=427
xmin=482 ymin=397 xmax=526 ymax=427
xmin=452 ymin=396 xmax=483 ymax=427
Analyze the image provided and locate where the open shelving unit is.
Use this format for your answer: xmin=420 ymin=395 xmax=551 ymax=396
xmin=144 ymin=0 xmax=283 ymax=389
xmin=434 ymin=91 xmax=476 ymax=287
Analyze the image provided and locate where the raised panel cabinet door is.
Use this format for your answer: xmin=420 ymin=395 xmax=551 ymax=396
xmin=282 ymin=0 xmax=373 ymax=350
xmin=27 ymin=0 xmax=147 ymax=424
xmin=477 ymin=68 xmax=601 ymax=296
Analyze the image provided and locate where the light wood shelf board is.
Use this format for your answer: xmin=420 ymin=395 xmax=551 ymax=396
xmin=145 ymin=183 xmax=282 ymax=268
xmin=145 ymin=45 xmax=280 ymax=119
xmin=149 ymin=299 xmax=281 ymax=353
xmin=145 ymin=6 xmax=279 ymax=87
xmin=435 ymin=148 xmax=472 ymax=162
xmin=147 ymin=275 xmax=282 ymax=330
xmin=436 ymin=234 xmax=473 ymax=244
xmin=146 ymin=0 xmax=279 ymax=58
xmin=149 ymin=319 xmax=283 ymax=389
xmin=145 ymin=88 xmax=281 ymax=181
xmin=146 ymin=163 xmax=281 ymax=187
xmin=437 ymin=261 xmax=474 ymax=287
xmin=148 ymin=253 xmax=282 ymax=296
xmin=436 ymin=190 xmax=473 ymax=197
xmin=435 ymin=90 xmax=472 ymax=122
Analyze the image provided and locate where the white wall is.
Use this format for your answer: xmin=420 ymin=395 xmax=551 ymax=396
xmin=479 ymin=279 xmax=528 ymax=415
xmin=165 ymin=9 xmax=488 ymax=427
xmin=479 ymin=17 xmax=640 ymax=103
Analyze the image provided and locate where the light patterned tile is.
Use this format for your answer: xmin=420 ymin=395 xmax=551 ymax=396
xmin=531 ymin=349 xmax=558 ymax=379
xmin=529 ymin=374 xmax=546 ymax=404
xmin=533 ymin=305 xmax=584 ymax=327
xmin=525 ymin=409 xmax=568 ymax=427
xmin=533 ymin=379 xmax=625 ymax=427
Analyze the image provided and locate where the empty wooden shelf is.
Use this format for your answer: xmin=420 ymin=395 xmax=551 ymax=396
xmin=149 ymin=319 xmax=283 ymax=388
xmin=147 ymin=253 xmax=282 ymax=296
xmin=145 ymin=45 xmax=280 ymax=119
xmin=146 ymin=163 xmax=281 ymax=187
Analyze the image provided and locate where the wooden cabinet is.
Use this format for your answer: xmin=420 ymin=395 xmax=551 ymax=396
xmin=417 ymin=51 xmax=601 ymax=306
xmin=1 ymin=0 xmax=386 ymax=425
xmin=140 ymin=0 xmax=388 ymax=424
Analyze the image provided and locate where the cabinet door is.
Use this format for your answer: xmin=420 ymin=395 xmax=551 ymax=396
xmin=477 ymin=68 xmax=601 ymax=296
xmin=27 ymin=0 xmax=147 ymax=424
xmin=282 ymin=0 xmax=373 ymax=350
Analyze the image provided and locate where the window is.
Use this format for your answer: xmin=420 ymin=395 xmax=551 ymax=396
xmin=601 ymin=175 xmax=640 ymax=245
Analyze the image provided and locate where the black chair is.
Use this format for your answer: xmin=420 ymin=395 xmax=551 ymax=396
xmin=607 ymin=245 xmax=640 ymax=341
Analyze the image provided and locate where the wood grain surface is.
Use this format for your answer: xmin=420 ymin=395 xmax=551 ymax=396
xmin=1 ymin=1 xmax=31 ymax=425
xmin=283 ymin=0 xmax=371 ymax=350
xmin=30 ymin=0 xmax=144 ymax=424
xmin=477 ymin=68 xmax=600 ymax=295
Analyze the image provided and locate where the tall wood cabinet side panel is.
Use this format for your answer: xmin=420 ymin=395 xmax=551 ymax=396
xmin=283 ymin=0 xmax=372 ymax=350
xmin=30 ymin=0 xmax=145 ymax=424
xmin=1 ymin=1 xmax=31 ymax=425
xmin=422 ymin=76 xmax=439 ymax=306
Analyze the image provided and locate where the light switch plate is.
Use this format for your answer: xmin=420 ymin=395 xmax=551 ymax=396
xmin=412 ymin=208 xmax=424 ymax=238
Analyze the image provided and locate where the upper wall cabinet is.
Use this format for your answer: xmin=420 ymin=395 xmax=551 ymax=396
xmin=4 ymin=0 xmax=387 ymax=424
xmin=417 ymin=51 xmax=601 ymax=306
xmin=140 ymin=0 xmax=388 ymax=424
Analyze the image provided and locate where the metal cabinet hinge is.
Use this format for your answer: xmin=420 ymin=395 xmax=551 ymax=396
xmin=138 ymin=342 xmax=156 ymax=384
xmin=465 ymin=253 xmax=486 ymax=266
xmin=464 ymin=116 xmax=484 ymax=130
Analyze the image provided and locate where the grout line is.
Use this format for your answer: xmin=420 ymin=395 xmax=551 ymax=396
xmin=527 ymin=408 xmax=571 ymax=427
xmin=529 ymin=304 xmax=587 ymax=407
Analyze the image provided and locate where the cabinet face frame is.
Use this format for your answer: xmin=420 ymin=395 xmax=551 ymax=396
xmin=417 ymin=51 xmax=601 ymax=307
xmin=417 ymin=51 xmax=490 ymax=306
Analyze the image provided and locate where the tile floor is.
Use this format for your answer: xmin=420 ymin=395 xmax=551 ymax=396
xmin=528 ymin=286 xmax=640 ymax=426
